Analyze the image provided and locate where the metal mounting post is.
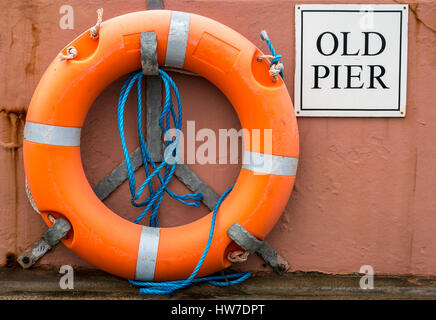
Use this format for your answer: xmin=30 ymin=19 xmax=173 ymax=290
xmin=227 ymin=223 xmax=290 ymax=275
xmin=17 ymin=218 xmax=71 ymax=269
xmin=146 ymin=0 xmax=163 ymax=10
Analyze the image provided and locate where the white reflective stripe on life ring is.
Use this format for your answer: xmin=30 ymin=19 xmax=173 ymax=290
xmin=165 ymin=11 xmax=191 ymax=68
xmin=242 ymin=150 xmax=298 ymax=176
xmin=135 ymin=226 xmax=160 ymax=281
xmin=24 ymin=121 xmax=81 ymax=147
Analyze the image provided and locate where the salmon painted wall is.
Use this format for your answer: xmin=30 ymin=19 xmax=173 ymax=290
xmin=1 ymin=0 xmax=436 ymax=276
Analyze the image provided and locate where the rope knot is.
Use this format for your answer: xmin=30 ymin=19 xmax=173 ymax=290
xmin=59 ymin=46 xmax=78 ymax=61
xmin=269 ymin=61 xmax=284 ymax=79
xmin=258 ymin=30 xmax=284 ymax=82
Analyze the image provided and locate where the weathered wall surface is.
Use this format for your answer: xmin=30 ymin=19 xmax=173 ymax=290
xmin=0 ymin=0 xmax=436 ymax=276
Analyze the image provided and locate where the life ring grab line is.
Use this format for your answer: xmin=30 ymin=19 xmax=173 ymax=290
xmin=23 ymin=10 xmax=299 ymax=282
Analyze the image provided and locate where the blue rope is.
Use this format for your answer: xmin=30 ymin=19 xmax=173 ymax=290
xmin=117 ymin=69 xmax=203 ymax=227
xmin=263 ymin=35 xmax=284 ymax=79
xmin=117 ymin=69 xmax=250 ymax=294
xmin=128 ymin=186 xmax=251 ymax=294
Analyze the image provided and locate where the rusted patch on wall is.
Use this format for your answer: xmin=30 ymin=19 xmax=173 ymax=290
xmin=0 ymin=110 xmax=26 ymax=150
xmin=25 ymin=23 xmax=41 ymax=76
xmin=0 ymin=109 xmax=26 ymax=266
xmin=5 ymin=253 xmax=18 ymax=268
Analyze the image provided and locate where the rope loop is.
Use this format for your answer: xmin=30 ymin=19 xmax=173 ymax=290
xmin=90 ymin=8 xmax=104 ymax=39
xmin=58 ymin=46 xmax=78 ymax=61
xmin=228 ymin=250 xmax=250 ymax=263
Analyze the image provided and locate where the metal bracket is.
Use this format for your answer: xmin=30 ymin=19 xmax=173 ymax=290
xmin=146 ymin=0 xmax=163 ymax=10
xmin=93 ymin=31 xmax=162 ymax=200
xmin=17 ymin=218 xmax=71 ymax=269
xmin=93 ymin=30 xmax=220 ymax=210
xmin=141 ymin=32 xmax=159 ymax=76
xmin=174 ymin=163 xmax=219 ymax=210
xmin=93 ymin=148 xmax=220 ymax=211
xmin=94 ymin=147 xmax=144 ymax=201
xmin=227 ymin=223 xmax=290 ymax=275
xmin=146 ymin=76 xmax=164 ymax=162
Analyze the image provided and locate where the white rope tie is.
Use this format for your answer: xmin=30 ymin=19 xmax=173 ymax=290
xmin=90 ymin=8 xmax=104 ymax=39
xmin=257 ymin=55 xmax=284 ymax=82
xmin=227 ymin=250 xmax=249 ymax=263
xmin=58 ymin=46 xmax=78 ymax=61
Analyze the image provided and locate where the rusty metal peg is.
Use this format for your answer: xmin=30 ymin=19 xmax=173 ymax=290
xmin=227 ymin=223 xmax=290 ymax=275
xmin=17 ymin=218 xmax=71 ymax=269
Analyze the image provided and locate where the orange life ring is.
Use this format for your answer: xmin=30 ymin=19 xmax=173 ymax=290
xmin=23 ymin=10 xmax=299 ymax=281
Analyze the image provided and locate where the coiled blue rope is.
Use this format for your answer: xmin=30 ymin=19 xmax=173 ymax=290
xmin=117 ymin=69 xmax=203 ymax=227
xmin=129 ymin=186 xmax=251 ymax=294
xmin=117 ymin=69 xmax=250 ymax=294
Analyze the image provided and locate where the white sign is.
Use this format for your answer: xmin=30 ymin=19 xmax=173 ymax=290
xmin=294 ymin=4 xmax=408 ymax=117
